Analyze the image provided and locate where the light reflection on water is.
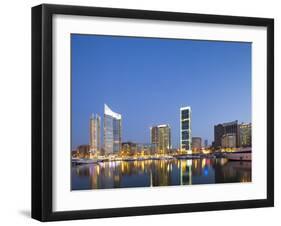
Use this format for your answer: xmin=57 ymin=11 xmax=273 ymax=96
xmin=71 ymin=158 xmax=251 ymax=190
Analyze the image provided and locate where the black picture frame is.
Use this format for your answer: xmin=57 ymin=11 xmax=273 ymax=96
xmin=32 ymin=3 xmax=274 ymax=222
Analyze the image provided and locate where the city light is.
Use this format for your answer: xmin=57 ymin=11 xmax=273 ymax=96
xmin=72 ymin=104 xmax=252 ymax=164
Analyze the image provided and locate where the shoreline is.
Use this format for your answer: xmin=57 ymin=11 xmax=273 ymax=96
xmin=72 ymin=154 xmax=220 ymax=165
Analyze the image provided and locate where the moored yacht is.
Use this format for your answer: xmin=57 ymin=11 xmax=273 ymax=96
xmin=224 ymin=147 xmax=251 ymax=161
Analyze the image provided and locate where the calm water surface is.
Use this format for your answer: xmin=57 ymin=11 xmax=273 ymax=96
xmin=71 ymin=158 xmax=251 ymax=190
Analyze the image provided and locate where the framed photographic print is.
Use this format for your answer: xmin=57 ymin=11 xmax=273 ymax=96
xmin=32 ymin=4 xmax=274 ymax=221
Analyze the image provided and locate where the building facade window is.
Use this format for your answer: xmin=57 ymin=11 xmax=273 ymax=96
xmin=180 ymin=106 xmax=191 ymax=153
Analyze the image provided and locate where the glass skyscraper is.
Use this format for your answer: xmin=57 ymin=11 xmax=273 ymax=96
xmin=150 ymin=124 xmax=171 ymax=154
xmin=239 ymin=123 xmax=252 ymax=147
xmin=89 ymin=113 xmax=101 ymax=156
xmin=180 ymin=106 xmax=191 ymax=153
xmin=104 ymin=104 xmax=122 ymax=155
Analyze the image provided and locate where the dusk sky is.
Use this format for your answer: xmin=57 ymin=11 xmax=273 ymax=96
xmin=71 ymin=34 xmax=251 ymax=149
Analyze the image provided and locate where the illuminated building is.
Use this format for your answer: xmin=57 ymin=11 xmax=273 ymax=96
xmin=136 ymin=143 xmax=157 ymax=155
xmin=150 ymin=124 xmax=171 ymax=154
xmin=180 ymin=106 xmax=191 ymax=153
xmin=239 ymin=123 xmax=252 ymax=147
xmin=121 ymin=142 xmax=137 ymax=156
xmin=71 ymin=150 xmax=78 ymax=158
xmin=104 ymin=104 xmax=122 ymax=155
xmin=214 ymin=120 xmax=239 ymax=149
xmin=89 ymin=113 xmax=101 ymax=156
xmin=151 ymin=126 xmax=158 ymax=147
xmin=76 ymin=144 xmax=90 ymax=158
xmin=221 ymin=133 xmax=236 ymax=148
xmin=192 ymin=137 xmax=202 ymax=153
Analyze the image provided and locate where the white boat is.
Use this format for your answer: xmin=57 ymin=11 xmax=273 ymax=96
xmin=224 ymin=147 xmax=251 ymax=161
xmin=72 ymin=158 xmax=98 ymax=164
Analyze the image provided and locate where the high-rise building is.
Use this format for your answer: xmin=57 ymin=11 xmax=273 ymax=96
xmin=180 ymin=106 xmax=191 ymax=153
xmin=214 ymin=120 xmax=239 ymax=149
xmin=89 ymin=113 xmax=101 ymax=156
xmin=192 ymin=137 xmax=202 ymax=152
xmin=214 ymin=124 xmax=224 ymax=148
xmin=151 ymin=126 xmax=159 ymax=147
xmin=239 ymin=123 xmax=252 ymax=147
xmin=150 ymin=124 xmax=171 ymax=154
xmin=104 ymin=104 xmax=122 ymax=155
xmin=221 ymin=133 xmax=236 ymax=148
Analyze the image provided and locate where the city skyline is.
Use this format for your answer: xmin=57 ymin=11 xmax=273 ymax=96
xmin=75 ymin=103 xmax=250 ymax=153
xmin=72 ymin=34 xmax=251 ymax=149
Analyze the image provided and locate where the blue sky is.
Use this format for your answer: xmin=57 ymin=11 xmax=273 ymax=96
xmin=71 ymin=34 xmax=251 ymax=149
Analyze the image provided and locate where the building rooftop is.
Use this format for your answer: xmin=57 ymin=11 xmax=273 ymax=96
xmin=180 ymin=106 xmax=191 ymax=110
xmin=157 ymin=124 xmax=170 ymax=128
xmin=104 ymin=104 xmax=122 ymax=120
xmin=215 ymin=120 xmax=238 ymax=127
